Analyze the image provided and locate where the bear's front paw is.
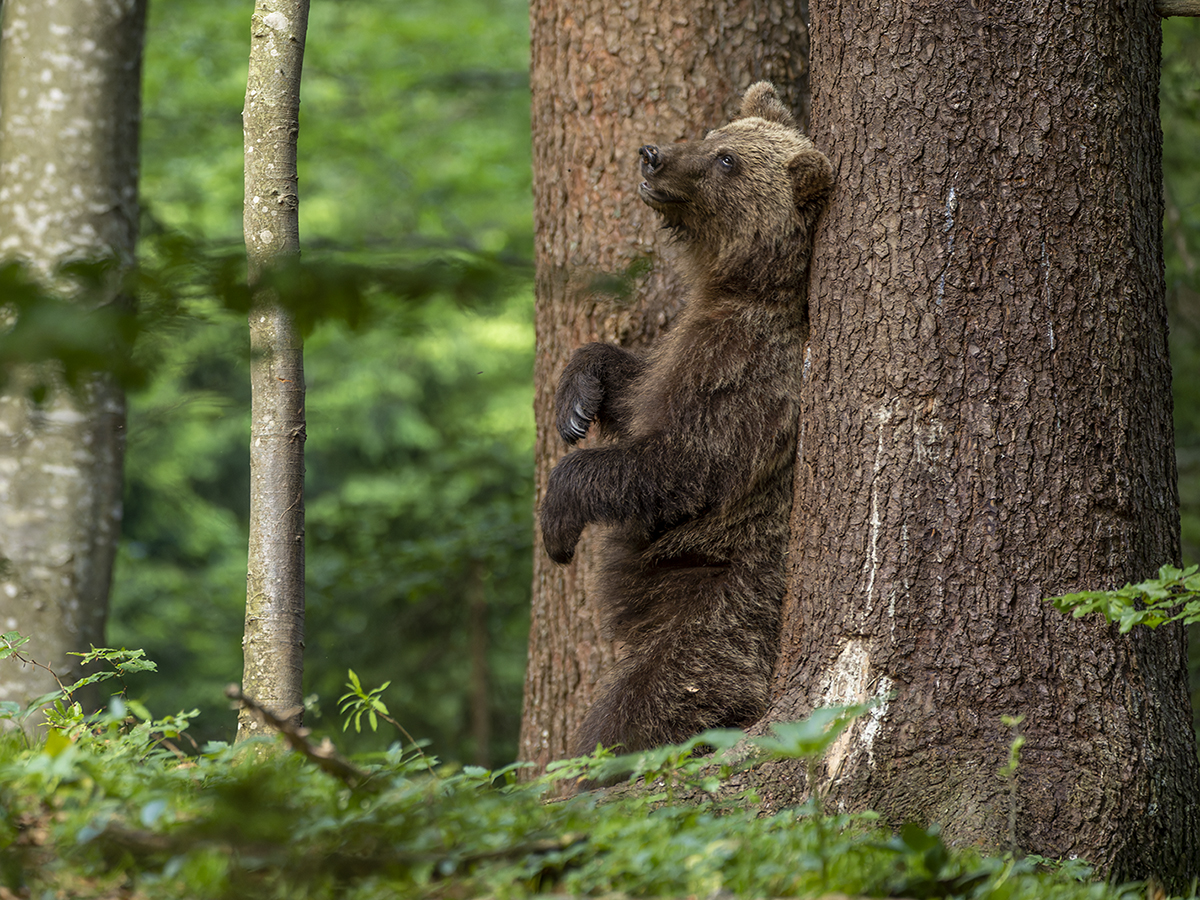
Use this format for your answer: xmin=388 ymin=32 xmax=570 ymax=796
xmin=540 ymin=478 xmax=585 ymax=565
xmin=555 ymin=371 xmax=602 ymax=445
xmin=542 ymin=522 xmax=582 ymax=565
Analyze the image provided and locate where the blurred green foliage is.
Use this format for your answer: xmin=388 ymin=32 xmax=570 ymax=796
xmin=0 ymin=260 xmax=142 ymax=392
xmin=1161 ymin=18 xmax=1200 ymax=728
xmin=140 ymin=0 xmax=531 ymax=251
xmin=109 ymin=0 xmax=535 ymax=764
xmin=1163 ymin=18 xmax=1200 ymax=569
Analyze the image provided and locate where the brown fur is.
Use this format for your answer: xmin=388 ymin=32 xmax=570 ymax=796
xmin=540 ymin=82 xmax=834 ymax=756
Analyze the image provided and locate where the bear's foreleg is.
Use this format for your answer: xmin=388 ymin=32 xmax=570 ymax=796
xmin=540 ymin=440 xmax=711 ymax=564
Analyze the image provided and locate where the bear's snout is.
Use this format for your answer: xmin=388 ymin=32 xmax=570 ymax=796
xmin=639 ymin=145 xmax=661 ymax=175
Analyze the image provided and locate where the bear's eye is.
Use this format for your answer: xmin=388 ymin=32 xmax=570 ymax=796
xmin=716 ymin=152 xmax=738 ymax=173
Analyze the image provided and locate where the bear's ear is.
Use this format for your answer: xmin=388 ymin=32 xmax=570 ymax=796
xmin=788 ymin=148 xmax=835 ymax=205
xmin=737 ymin=81 xmax=797 ymax=128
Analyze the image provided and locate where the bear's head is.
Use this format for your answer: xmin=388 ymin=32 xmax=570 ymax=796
xmin=638 ymin=82 xmax=833 ymax=291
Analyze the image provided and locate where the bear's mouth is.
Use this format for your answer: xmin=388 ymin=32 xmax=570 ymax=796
xmin=638 ymin=182 xmax=686 ymax=207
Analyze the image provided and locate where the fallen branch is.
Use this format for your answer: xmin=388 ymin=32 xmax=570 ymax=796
xmin=225 ymin=683 xmax=375 ymax=790
xmin=1157 ymin=0 xmax=1200 ymax=14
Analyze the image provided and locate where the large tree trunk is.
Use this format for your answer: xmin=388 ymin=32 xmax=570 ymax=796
xmin=0 ymin=0 xmax=145 ymax=716
xmin=236 ymin=0 xmax=309 ymax=741
xmin=754 ymin=0 xmax=1200 ymax=883
xmin=521 ymin=0 xmax=813 ymax=773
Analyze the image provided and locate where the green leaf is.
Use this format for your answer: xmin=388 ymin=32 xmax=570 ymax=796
xmin=0 ymin=630 xmax=31 ymax=651
xmin=754 ymin=703 xmax=875 ymax=761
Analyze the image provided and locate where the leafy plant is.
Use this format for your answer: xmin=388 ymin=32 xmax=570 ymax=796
xmin=1047 ymin=564 xmax=1200 ymax=632
xmin=338 ymin=668 xmax=392 ymax=734
xmin=0 ymin=632 xmax=161 ymax=739
xmin=755 ymin=701 xmax=874 ymax=760
xmin=0 ymin=651 xmax=1165 ymax=900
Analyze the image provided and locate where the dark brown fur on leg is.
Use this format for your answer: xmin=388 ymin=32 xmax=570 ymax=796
xmin=541 ymin=82 xmax=834 ymax=757
xmin=574 ymin=555 xmax=783 ymax=755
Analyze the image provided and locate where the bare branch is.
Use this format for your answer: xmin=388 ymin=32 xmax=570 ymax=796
xmin=226 ymin=683 xmax=374 ymax=790
xmin=1158 ymin=0 xmax=1200 ymax=15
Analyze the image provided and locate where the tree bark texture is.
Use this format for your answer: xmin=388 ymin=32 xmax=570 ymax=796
xmin=237 ymin=0 xmax=309 ymax=741
xmin=0 ymin=0 xmax=145 ymax=716
xmin=754 ymin=0 xmax=1200 ymax=883
xmin=522 ymin=0 xmax=812 ymax=772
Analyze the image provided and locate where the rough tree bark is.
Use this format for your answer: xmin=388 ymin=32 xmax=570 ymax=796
xmin=521 ymin=0 xmax=813 ymax=773
xmin=0 ymin=0 xmax=146 ymax=717
xmin=237 ymin=0 xmax=310 ymax=741
xmin=752 ymin=0 xmax=1200 ymax=884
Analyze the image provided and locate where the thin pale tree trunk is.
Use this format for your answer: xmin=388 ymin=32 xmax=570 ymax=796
xmin=0 ymin=0 xmax=145 ymax=719
xmin=753 ymin=0 xmax=1200 ymax=884
xmin=468 ymin=559 xmax=492 ymax=767
xmin=237 ymin=0 xmax=310 ymax=740
xmin=522 ymin=0 xmax=813 ymax=773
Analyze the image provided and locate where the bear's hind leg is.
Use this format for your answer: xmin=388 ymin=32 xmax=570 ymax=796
xmin=573 ymin=573 xmax=779 ymax=757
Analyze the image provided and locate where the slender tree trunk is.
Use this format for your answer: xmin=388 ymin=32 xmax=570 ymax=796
xmin=468 ymin=559 xmax=492 ymax=767
xmin=237 ymin=0 xmax=309 ymax=740
xmin=753 ymin=0 xmax=1200 ymax=883
xmin=522 ymin=0 xmax=813 ymax=773
xmin=0 ymin=0 xmax=145 ymax=718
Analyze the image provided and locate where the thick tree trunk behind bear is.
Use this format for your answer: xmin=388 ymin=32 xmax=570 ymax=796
xmin=522 ymin=0 xmax=812 ymax=770
xmin=753 ymin=0 xmax=1200 ymax=883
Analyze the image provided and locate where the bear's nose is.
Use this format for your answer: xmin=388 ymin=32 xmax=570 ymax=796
xmin=639 ymin=145 xmax=661 ymax=174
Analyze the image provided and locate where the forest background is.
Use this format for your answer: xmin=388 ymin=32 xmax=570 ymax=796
xmin=107 ymin=0 xmax=1199 ymax=767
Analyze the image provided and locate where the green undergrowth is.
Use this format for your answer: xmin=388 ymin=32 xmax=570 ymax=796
xmin=1048 ymin=564 xmax=1200 ymax=633
xmin=0 ymin=642 xmax=1179 ymax=899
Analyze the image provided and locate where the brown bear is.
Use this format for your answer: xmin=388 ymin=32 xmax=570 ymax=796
xmin=540 ymin=82 xmax=834 ymax=757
